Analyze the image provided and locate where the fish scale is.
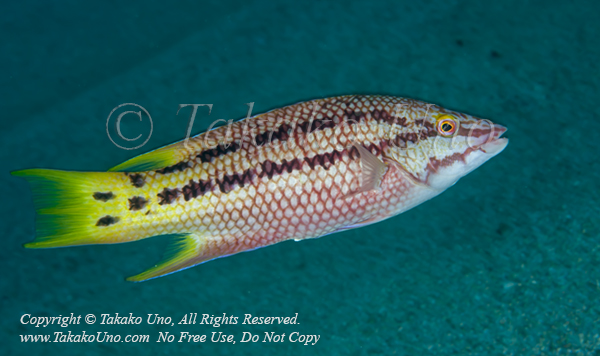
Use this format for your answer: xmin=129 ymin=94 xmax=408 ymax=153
xmin=13 ymin=95 xmax=508 ymax=281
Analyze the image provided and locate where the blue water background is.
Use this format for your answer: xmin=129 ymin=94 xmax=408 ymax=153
xmin=2 ymin=1 xmax=599 ymax=354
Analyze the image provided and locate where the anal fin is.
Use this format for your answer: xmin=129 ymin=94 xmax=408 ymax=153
xmin=336 ymin=215 xmax=386 ymax=231
xmin=127 ymin=233 xmax=208 ymax=282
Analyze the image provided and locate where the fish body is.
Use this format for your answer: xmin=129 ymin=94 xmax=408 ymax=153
xmin=13 ymin=95 xmax=508 ymax=281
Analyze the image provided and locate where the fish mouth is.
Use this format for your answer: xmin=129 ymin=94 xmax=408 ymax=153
xmin=420 ymin=122 xmax=508 ymax=191
xmin=479 ymin=124 xmax=508 ymax=155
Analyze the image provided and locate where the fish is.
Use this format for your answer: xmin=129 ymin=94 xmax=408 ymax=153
xmin=12 ymin=95 xmax=508 ymax=282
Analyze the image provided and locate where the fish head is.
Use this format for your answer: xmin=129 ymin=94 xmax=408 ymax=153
xmin=388 ymin=102 xmax=508 ymax=191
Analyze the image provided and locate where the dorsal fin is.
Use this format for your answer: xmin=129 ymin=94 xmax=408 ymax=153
xmin=108 ymin=142 xmax=184 ymax=172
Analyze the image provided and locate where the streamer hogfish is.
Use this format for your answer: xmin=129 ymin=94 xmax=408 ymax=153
xmin=13 ymin=95 xmax=508 ymax=281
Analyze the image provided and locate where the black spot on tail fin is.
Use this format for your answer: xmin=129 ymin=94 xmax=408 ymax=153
xmin=93 ymin=192 xmax=114 ymax=202
xmin=96 ymin=215 xmax=120 ymax=226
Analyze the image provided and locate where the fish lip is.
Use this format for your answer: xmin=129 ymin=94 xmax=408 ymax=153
xmin=492 ymin=124 xmax=507 ymax=139
xmin=479 ymin=124 xmax=508 ymax=154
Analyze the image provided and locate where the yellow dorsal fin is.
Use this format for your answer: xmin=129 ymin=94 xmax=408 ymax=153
xmin=108 ymin=142 xmax=185 ymax=172
xmin=127 ymin=233 xmax=211 ymax=282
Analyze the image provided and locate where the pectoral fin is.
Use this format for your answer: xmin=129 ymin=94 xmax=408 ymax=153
xmin=345 ymin=143 xmax=388 ymax=198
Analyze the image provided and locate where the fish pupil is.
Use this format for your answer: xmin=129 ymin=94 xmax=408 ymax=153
xmin=442 ymin=123 xmax=453 ymax=132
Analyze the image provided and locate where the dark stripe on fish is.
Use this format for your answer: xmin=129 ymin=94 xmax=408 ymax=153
xmin=93 ymin=192 xmax=114 ymax=202
xmin=196 ymin=107 xmax=369 ymax=164
xmin=218 ymin=169 xmax=256 ymax=194
xmin=156 ymin=128 xmax=435 ymax=205
xmin=198 ymin=142 xmax=240 ymax=163
xmin=156 ymin=161 xmax=190 ymax=174
xmin=182 ymin=179 xmax=213 ymax=201
xmin=387 ymin=127 xmax=438 ymax=149
xmin=170 ymin=103 xmax=420 ymax=177
xmin=96 ymin=215 xmax=120 ymax=226
xmin=159 ymin=141 xmax=386 ymax=204
xmin=427 ymin=147 xmax=473 ymax=172
xmin=217 ymin=143 xmax=368 ymax=192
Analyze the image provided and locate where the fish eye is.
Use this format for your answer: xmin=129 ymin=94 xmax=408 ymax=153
xmin=436 ymin=115 xmax=458 ymax=136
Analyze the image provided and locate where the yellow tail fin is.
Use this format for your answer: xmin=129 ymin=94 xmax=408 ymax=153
xmin=14 ymin=168 xmax=222 ymax=282
xmin=12 ymin=169 xmax=132 ymax=248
